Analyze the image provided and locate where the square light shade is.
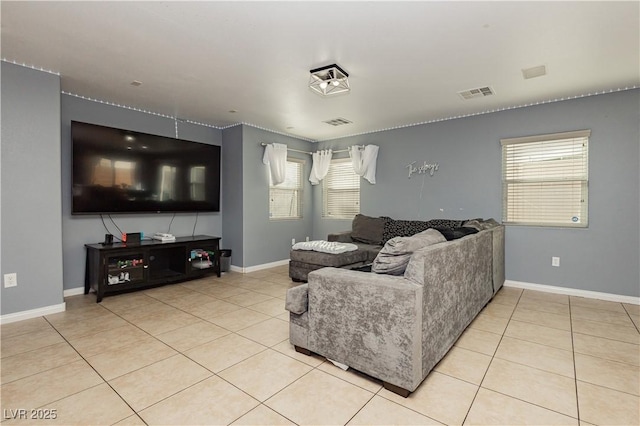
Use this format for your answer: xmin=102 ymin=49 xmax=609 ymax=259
xmin=309 ymin=64 xmax=350 ymax=96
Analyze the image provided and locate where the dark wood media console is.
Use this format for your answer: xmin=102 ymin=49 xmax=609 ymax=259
xmin=85 ymin=235 xmax=221 ymax=302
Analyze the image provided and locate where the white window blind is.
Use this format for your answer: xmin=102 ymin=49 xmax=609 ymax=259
xmin=501 ymin=130 xmax=590 ymax=227
xmin=269 ymin=159 xmax=303 ymax=220
xmin=323 ymin=158 xmax=360 ymax=219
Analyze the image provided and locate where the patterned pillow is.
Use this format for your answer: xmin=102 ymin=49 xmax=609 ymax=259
xmin=381 ymin=217 xmax=465 ymax=244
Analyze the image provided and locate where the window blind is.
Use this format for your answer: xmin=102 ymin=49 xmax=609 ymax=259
xmin=269 ymin=159 xmax=303 ymax=219
xmin=501 ymin=130 xmax=590 ymax=227
xmin=323 ymin=158 xmax=360 ymax=219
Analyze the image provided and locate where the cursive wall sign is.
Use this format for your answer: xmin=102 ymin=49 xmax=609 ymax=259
xmin=406 ymin=161 xmax=439 ymax=178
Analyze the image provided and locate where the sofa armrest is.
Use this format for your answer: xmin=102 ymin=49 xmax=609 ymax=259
xmin=307 ymin=268 xmax=424 ymax=391
xmin=327 ymin=231 xmax=354 ymax=243
xmin=285 ymin=283 xmax=308 ymax=314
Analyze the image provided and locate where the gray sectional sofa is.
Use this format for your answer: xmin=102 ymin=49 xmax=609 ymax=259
xmin=285 ymin=221 xmax=505 ymax=397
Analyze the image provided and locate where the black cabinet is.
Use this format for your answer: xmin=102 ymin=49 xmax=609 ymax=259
xmin=85 ymin=235 xmax=221 ymax=302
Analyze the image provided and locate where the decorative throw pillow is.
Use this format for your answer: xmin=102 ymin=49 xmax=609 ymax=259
xmin=372 ymin=229 xmax=446 ymax=275
xmin=351 ymin=214 xmax=387 ymax=245
xmin=435 ymin=226 xmax=478 ymax=241
xmin=381 ymin=217 xmax=466 ymax=244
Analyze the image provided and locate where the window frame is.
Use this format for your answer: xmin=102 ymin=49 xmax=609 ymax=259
xmin=268 ymin=158 xmax=304 ymax=220
xmin=501 ymin=129 xmax=590 ymax=228
xmin=322 ymin=158 xmax=360 ymax=220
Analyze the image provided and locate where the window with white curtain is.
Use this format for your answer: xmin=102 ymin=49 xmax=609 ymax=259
xmin=269 ymin=159 xmax=303 ymax=220
xmin=501 ymin=130 xmax=590 ymax=227
xmin=323 ymin=158 xmax=360 ymax=219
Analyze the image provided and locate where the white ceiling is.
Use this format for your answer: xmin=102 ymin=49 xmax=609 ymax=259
xmin=2 ymin=1 xmax=639 ymax=141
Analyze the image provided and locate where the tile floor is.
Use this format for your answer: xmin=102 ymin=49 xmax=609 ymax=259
xmin=1 ymin=266 xmax=639 ymax=425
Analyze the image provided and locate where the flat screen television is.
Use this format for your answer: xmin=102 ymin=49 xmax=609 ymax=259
xmin=71 ymin=121 xmax=221 ymax=214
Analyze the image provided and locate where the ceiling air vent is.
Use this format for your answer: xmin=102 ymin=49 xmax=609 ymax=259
xmin=323 ymin=117 xmax=352 ymax=126
xmin=458 ymin=86 xmax=494 ymax=100
xmin=522 ymin=65 xmax=547 ymax=80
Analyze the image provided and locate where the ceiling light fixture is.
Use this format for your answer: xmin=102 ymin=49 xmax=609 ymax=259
xmin=309 ymin=64 xmax=350 ymax=96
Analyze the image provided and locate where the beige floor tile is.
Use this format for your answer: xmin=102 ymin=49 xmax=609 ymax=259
xmin=252 ymin=283 xmax=289 ymax=299
xmin=128 ymin=309 xmax=201 ymax=335
xmin=504 ymin=320 xmax=573 ymax=351
xmin=265 ymin=369 xmax=373 ymax=425
xmin=490 ymin=286 xmax=523 ymax=306
xmin=434 ymin=346 xmax=492 ymax=385
xmin=317 ymin=360 xmax=383 ymax=393
xmin=219 ymin=349 xmax=313 ymax=401
xmin=86 ymin=336 xmax=177 ymax=380
xmin=577 ymin=381 xmax=640 ymax=426
xmin=573 ymin=333 xmax=639 ymax=366
xmin=521 ymin=289 xmax=569 ymax=305
xmin=481 ymin=300 xmax=516 ymax=319
xmin=380 ymin=371 xmax=478 ymax=425
xmin=236 ymin=317 xmax=289 ymax=347
xmin=67 ymin=324 xmax=150 ymax=357
xmin=276 ymin=311 xmax=290 ymax=321
xmin=0 ymin=317 xmax=53 ymax=339
xmin=62 ymin=294 xmax=99 ymax=310
xmin=468 ymin=312 xmax=509 ymax=334
xmin=184 ymin=333 xmax=266 ymax=373
xmin=155 ymin=320 xmax=230 ymax=352
xmin=516 ymin=297 xmax=570 ymax=315
xmin=348 ymin=395 xmax=441 ymax=425
xmin=1 ymin=327 xmax=65 ymax=358
xmin=465 ymin=387 xmax=578 ymax=425
xmin=143 ymin=283 xmax=195 ymax=301
xmin=188 ymin=298 xmax=244 ymax=321
xmin=574 ymin=353 xmax=640 ymax=395
xmin=197 ymin=283 xmax=250 ymax=299
xmin=0 ymin=360 xmax=103 ymax=411
xmin=454 ymin=328 xmax=502 ymax=356
xmin=572 ymin=318 xmax=640 ymax=344
xmin=1 ymin=342 xmax=81 ymax=384
xmin=224 ymin=291 xmax=275 ymax=307
xmin=2 ymin=383 xmax=134 ymax=425
xmin=138 ymin=375 xmax=259 ymax=425
xmin=231 ymin=404 xmax=295 ymax=425
xmin=571 ymin=305 xmax=635 ymax=327
xmin=113 ymin=414 xmax=147 ymax=425
xmin=630 ymin=313 xmax=640 ymax=329
xmin=51 ymin=313 xmax=130 ymax=340
xmin=116 ymin=300 xmax=178 ymax=322
xmin=207 ymin=308 xmax=271 ymax=331
xmin=494 ymin=336 xmax=575 ymax=378
xmin=570 ymin=296 xmax=626 ymax=313
xmin=99 ymin=292 xmax=162 ymax=315
xmin=247 ymin=298 xmax=288 ymax=317
xmin=623 ymin=303 xmax=640 ymax=316
xmin=512 ymin=306 xmax=571 ymax=331
xmin=44 ymin=304 xmax=112 ymax=327
xmin=482 ymin=358 xmax=577 ymax=417
xmin=234 ymin=278 xmax=269 ymax=291
xmin=271 ymin=340 xmax=325 ymax=367
xmin=162 ymin=291 xmax=218 ymax=310
xmin=109 ymin=354 xmax=212 ymax=412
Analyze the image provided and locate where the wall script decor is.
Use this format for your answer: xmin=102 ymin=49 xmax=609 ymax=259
xmin=406 ymin=161 xmax=439 ymax=178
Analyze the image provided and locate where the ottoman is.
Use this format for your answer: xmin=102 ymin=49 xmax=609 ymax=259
xmin=289 ymin=248 xmax=368 ymax=282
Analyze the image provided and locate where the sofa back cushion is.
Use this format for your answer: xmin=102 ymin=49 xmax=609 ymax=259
xmin=372 ymin=229 xmax=446 ymax=275
xmin=381 ymin=218 xmax=466 ymax=244
xmin=351 ymin=214 xmax=387 ymax=245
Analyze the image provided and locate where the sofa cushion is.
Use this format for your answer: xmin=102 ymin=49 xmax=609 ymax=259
xmin=290 ymin=248 xmax=368 ymax=267
xmin=434 ymin=226 xmax=478 ymax=241
xmin=463 ymin=218 xmax=500 ymax=231
xmin=372 ymin=229 xmax=446 ymax=275
xmin=351 ymin=214 xmax=387 ymax=245
xmin=285 ymin=283 xmax=309 ymax=314
xmin=381 ymin=217 xmax=465 ymax=244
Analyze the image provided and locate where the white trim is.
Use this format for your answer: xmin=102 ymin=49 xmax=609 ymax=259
xmin=64 ymin=287 xmax=85 ymax=297
xmin=504 ymin=280 xmax=640 ymax=305
xmin=0 ymin=302 xmax=66 ymax=324
xmin=235 ymin=259 xmax=289 ymax=274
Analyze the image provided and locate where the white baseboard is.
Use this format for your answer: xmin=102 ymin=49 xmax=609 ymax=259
xmin=504 ymin=280 xmax=640 ymax=305
xmin=64 ymin=287 xmax=85 ymax=297
xmin=1 ymin=302 xmax=66 ymax=324
xmin=235 ymin=259 xmax=289 ymax=274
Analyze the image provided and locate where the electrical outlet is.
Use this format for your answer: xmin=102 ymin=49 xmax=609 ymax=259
xmin=291 ymin=238 xmax=296 ymax=245
xmin=552 ymin=257 xmax=560 ymax=267
xmin=4 ymin=273 xmax=17 ymax=288
xmin=305 ymin=236 xmax=310 ymax=242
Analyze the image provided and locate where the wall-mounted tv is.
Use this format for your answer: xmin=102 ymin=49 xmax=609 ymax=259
xmin=71 ymin=121 xmax=221 ymax=214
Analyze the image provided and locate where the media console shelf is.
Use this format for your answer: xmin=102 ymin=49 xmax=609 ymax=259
xmin=85 ymin=235 xmax=221 ymax=302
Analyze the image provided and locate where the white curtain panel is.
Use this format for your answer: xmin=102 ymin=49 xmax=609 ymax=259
xmin=262 ymin=143 xmax=288 ymax=185
xmin=349 ymin=144 xmax=379 ymax=184
xmin=309 ymin=149 xmax=333 ymax=185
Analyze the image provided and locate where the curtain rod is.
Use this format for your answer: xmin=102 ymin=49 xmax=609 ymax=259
xmin=260 ymin=142 xmax=356 ymax=154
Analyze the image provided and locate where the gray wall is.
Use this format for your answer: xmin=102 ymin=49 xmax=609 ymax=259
xmin=1 ymin=62 xmax=64 ymax=314
xmin=241 ymin=125 xmax=314 ymax=268
xmin=60 ymin=94 xmax=223 ymax=290
xmin=315 ymin=90 xmax=639 ymax=297
xmin=221 ymin=125 xmax=244 ymax=266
